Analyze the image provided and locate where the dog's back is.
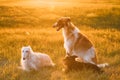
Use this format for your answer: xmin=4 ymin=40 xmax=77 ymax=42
xmin=21 ymin=46 xmax=55 ymax=71
xmin=63 ymin=56 xmax=103 ymax=73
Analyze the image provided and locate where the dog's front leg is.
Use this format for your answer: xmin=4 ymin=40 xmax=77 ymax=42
xmin=66 ymin=45 xmax=74 ymax=57
xmin=65 ymin=48 xmax=73 ymax=57
xmin=65 ymin=52 xmax=71 ymax=57
xmin=31 ymin=64 xmax=37 ymax=71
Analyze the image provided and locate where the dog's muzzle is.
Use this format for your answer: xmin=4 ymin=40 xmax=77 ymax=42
xmin=53 ymin=24 xmax=62 ymax=31
xmin=53 ymin=22 xmax=57 ymax=28
xmin=53 ymin=23 xmax=60 ymax=31
xmin=23 ymin=58 xmax=26 ymax=60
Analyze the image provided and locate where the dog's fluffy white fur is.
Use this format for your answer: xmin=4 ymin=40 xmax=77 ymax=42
xmin=53 ymin=17 xmax=108 ymax=67
xmin=20 ymin=46 xmax=55 ymax=71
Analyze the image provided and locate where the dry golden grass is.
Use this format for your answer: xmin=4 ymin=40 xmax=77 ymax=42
xmin=0 ymin=0 xmax=120 ymax=80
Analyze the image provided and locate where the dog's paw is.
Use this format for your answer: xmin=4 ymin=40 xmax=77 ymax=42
xmin=62 ymin=68 xmax=69 ymax=73
xmin=62 ymin=68 xmax=65 ymax=72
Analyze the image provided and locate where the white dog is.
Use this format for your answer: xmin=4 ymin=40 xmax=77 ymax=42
xmin=20 ymin=46 xmax=55 ymax=71
xmin=53 ymin=17 xmax=108 ymax=67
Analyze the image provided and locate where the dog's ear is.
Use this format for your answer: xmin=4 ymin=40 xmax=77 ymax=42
xmin=28 ymin=45 xmax=32 ymax=50
xmin=72 ymin=56 xmax=77 ymax=59
xmin=65 ymin=17 xmax=71 ymax=26
xmin=28 ymin=45 xmax=34 ymax=53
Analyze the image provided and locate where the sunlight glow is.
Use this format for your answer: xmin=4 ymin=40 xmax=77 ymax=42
xmin=1 ymin=0 xmax=73 ymax=8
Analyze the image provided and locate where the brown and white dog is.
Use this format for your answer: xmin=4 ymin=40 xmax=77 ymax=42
xmin=53 ymin=17 xmax=108 ymax=67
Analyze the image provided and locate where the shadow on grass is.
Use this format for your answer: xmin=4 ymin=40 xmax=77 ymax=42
xmin=0 ymin=6 xmax=42 ymax=27
xmin=0 ymin=6 xmax=120 ymax=29
xmin=74 ymin=7 xmax=120 ymax=29
xmin=106 ymin=49 xmax=120 ymax=66
xmin=65 ymin=70 xmax=109 ymax=80
xmin=0 ymin=55 xmax=8 ymax=67
xmin=107 ymin=49 xmax=120 ymax=57
xmin=18 ymin=66 xmax=56 ymax=80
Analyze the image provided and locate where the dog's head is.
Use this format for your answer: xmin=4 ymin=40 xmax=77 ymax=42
xmin=21 ymin=46 xmax=33 ymax=60
xmin=63 ymin=56 xmax=77 ymax=65
xmin=53 ymin=17 xmax=71 ymax=31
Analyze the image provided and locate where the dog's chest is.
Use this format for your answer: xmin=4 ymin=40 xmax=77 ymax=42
xmin=63 ymin=28 xmax=79 ymax=53
xmin=64 ymin=39 xmax=74 ymax=53
xmin=63 ymin=32 xmax=76 ymax=53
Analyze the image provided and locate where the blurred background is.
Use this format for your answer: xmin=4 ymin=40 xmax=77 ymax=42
xmin=0 ymin=0 xmax=120 ymax=80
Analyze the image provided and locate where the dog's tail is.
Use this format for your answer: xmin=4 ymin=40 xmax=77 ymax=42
xmin=97 ymin=63 xmax=109 ymax=68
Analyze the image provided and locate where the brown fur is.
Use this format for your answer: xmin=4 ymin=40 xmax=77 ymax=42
xmin=63 ymin=56 xmax=103 ymax=73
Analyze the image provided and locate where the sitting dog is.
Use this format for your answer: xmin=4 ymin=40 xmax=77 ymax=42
xmin=53 ymin=17 xmax=108 ymax=67
xmin=53 ymin=17 xmax=97 ymax=64
xmin=63 ymin=56 xmax=103 ymax=73
xmin=20 ymin=46 xmax=55 ymax=71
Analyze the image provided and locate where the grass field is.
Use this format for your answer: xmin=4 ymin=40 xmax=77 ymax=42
xmin=0 ymin=0 xmax=120 ymax=80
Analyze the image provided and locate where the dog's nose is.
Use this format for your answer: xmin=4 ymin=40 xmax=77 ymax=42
xmin=53 ymin=24 xmax=56 ymax=28
xmin=23 ymin=58 xmax=25 ymax=60
xmin=53 ymin=23 xmax=57 ymax=28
